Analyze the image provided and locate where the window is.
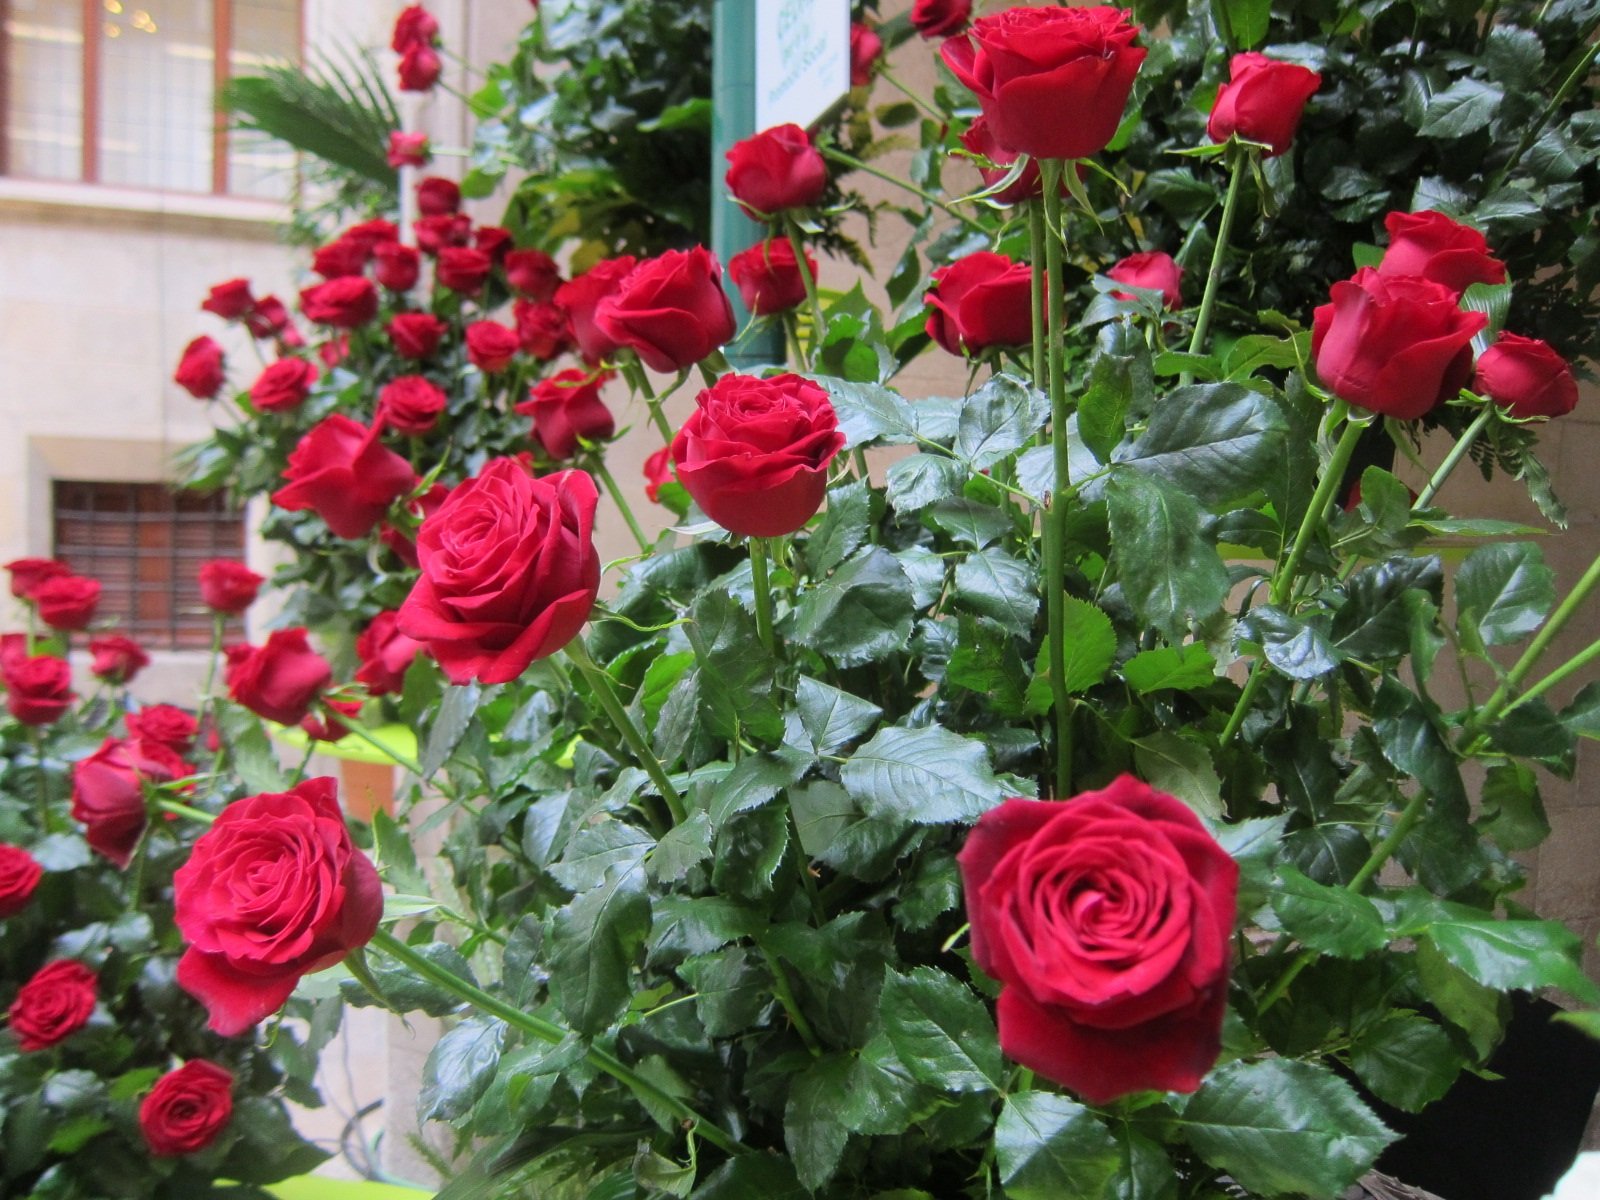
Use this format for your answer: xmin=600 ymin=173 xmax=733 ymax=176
xmin=1 ymin=0 xmax=299 ymax=197
xmin=53 ymin=481 xmax=246 ymax=650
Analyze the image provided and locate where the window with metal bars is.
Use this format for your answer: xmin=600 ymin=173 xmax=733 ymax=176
xmin=52 ymin=480 xmax=246 ymax=649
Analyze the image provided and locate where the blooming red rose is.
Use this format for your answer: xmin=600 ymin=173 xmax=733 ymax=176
xmin=0 ymin=845 xmax=44 ymax=917
xmin=414 ymin=213 xmax=472 ymax=254
xmin=1379 ymin=210 xmax=1507 ymax=296
xmin=643 ymin=447 xmax=672 ymax=504
xmin=506 ymin=249 xmax=562 ymax=301
xmin=670 ymin=373 xmax=844 ymax=537
xmin=728 ymin=239 xmax=816 ymax=316
xmin=175 ymin=335 xmax=226 ymax=400
xmin=959 ymin=775 xmax=1239 ymax=1104
xmin=272 ymin=415 xmax=417 ymax=538
xmin=942 ymin=6 xmax=1146 ymax=161
xmin=201 ymin=279 xmax=255 ymax=321
xmin=1312 ymin=267 xmax=1486 ymax=420
xmin=1108 ymin=250 xmax=1184 ymax=310
xmin=388 ymin=311 xmax=447 ymax=359
xmin=466 ymin=321 xmax=520 ymax=373
xmin=391 ymin=4 xmax=438 ymax=53
xmin=3 ymin=654 xmax=74 ymax=725
xmin=387 ymin=130 xmax=430 ymax=168
xmin=514 ymin=299 xmax=573 ymax=360
xmin=398 ymin=460 xmax=600 ymax=684
xmin=437 ymin=246 xmax=492 ymax=295
xmin=71 ymin=736 xmax=189 ymax=867
xmin=140 ymin=1060 xmax=234 ymax=1156
xmin=9 ymin=960 xmax=97 ymax=1050
xmin=174 ymin=777 xmax=381 ymax=1036
xmin=416 ymin=175 xmax=461 ymax=216
xmin=374 ymin=243 xmax=422 ymax=292
xmin=312 ymin=237 xmax=370 ymax=280
xmin=925 ymin=251 xmax=1034 ymax=356
xmin=378 ymin=375 xmax=449 ymax=436
xmin=198 ymin=560 xmax=264 ymax=614
xmin=0 ymin=634 xmax=24 ymax=675
xmin=1474 ymin=332 xmax=1579 ymax=420
xmin=126 ymin=704 xmax=199 ymax=754
xmin=515 ymin=368 xmax=616 ymax=459
xmin=960 ymin=115 xmax=1045 ymax=205
xmin=850 ymin=23 xmax=883 ymax=87
xmin=6 ymin=557 xmax=69 ymax=600
xmin=398 ymin=43 xmax=441 ymax=91
xmin=355 ymin=611 xmax=423 ymax=696
xmin=1207 ymin=52 xmax=1321 ymax=158
xmin=725 ymin=124 xmax=829 ymax=215
xmin=475 ymin=225 xmax=513 ymax=263
xmin=35 ymin=574 xmax=100 ymax=631
xmin=89 ymin=635 xmax=149 ymax=685
xmin=224 ymin=628 xmax=333 ymax=726
xmin=245 ymin=294 xmax=292 ymax=341
xmin=913 ymin=0 xmax=971 ymax=38
xmin=300 ymin=276 xmax=379 ymax=328
xmin=556 ymin=256 xmax=637 ymax=364
xmin=319 ymin=334 xmax=349 ymax=368
xmin=594 ymin=247 xmax=737 ymax=373
xmin=342 ymin=218 xmax=400 ymax=251
xmin=249 ymin=357 xmax=318 ymax=414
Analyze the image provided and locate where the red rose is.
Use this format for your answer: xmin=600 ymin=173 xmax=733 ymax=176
xmin=174 ymin=335 xmax=226 ymax=399
xmin=724 ymin=124 xmax=829 ymax=215
xmin=387 ymin=130 xmax=430 ymax=168
xmin=272 ymin=415 xmax=417 ymax=538
xmin=942 ymin=6 xmax=1146 ymax=160
xmin=378 ymin=375 xmax=449 ymax=436
xmin=140 ymin=1060 xmax=234 ymax=1157
xmin=1378 ymin=210 xmax=1507 ymax=296
xmin=515 ymin=368 xmax=616 ymax=459
xmin=728 ymin=239 xmax=816 ymax=316
xmin=301 ymin=697 xmax=362 ymax=743
xmin=414 ymin=213 xmax=472 ymax=254
xmin=555 ymin=257 xmax=637 ymax=364
xmin=1207 ymin=52 xmax=1321 ymax=158
xmin=514 ymin=300 xmax=573 ymax=360
xmin=198 ymin=560 xmax=264 ymax=614
xmin=506 ymin=249 xmax=562 ymax=301
xmin=201 ymin=279 xmax=255 ymax=321
xmin=249 ymin=357 xmax=318 ymax=414
xmin=398 ymin=459 xmax=600 ymax=684
xmin=960 ymin=115 xmax=1045 ymax=205
xmin=319 ymin=335 xmax=349 ymax=368
xmin=89 ymin=635 xmax=149 ymax=685
xmin=388 ymin=312 xmax=447 ymax=359
xmin=1474 ymin=332 xmax=1579 ymax=420
xmin=391 ymin=4 xmax=438 ymax=53
xmin=594 ymin=247 xmax=737 ymax=373
xmin=224 ymin=628 xmax=333 ymax=726
xmin=355 ymin=612 xmax=423 ymax=696
xmin=0 ymin=845 xmax=44 ymax=917
xmin=925 ymin=251 xmax=1034 ymax=356
xmin=126 ymin=704 xmax=199 ymax=754
xmin=670 ymin=373 xmax=844 ymax=537
xmin=398 ymin=43 xmax=441 ymax=92
xmin=436 ymin=246 xmax=492 ymax=295
xmin=913 ymin=0 xmax=971 ymax=38
xmin=312 ymin=237 xmax=370 ymax=279
xmin=71 ymin=736 xmax=188 ymax=867
xmin=174 ymin=777 xmax=381 ymax=1035
xmin=643 ymin=447 xmax=672 ymax=504
xmin=3 ymin=655 xmax=75 ymax=725
xmin=850 ymin=23 xmax=883 ymax=87
xmin=416 ymin=175 xmax=460 ymax=216
xmin=374 ymin=243 xmax=422 ymax=292
xmin=1108 ymin=250 xmax=1184 ymax=310
xmin=1312 ymin=267 xmax=1486 ymax=420
xmin=0 ymin=634 xmax=24 ymax=675
xmin=35 ymin=574 xmax=101 ymax=631
xmin=300 ymin=277 xmax=379 ymax=328
xmin=466 ymin=321 xmax=520 ymax=373
xmin=475 ymin=225 xmax=513 ymax=262
xmin=6 ymin=557 xmax=69 ymax=600
xmin=343 ymin=219 xmax=400 ymax=251
xmin=958 ymin=775 xmax=1239 ymax=1104
xmin=8 ymin=960 xmax=97 ymax=1051
xmin=245 ymin=294 xmax=292 ymax=340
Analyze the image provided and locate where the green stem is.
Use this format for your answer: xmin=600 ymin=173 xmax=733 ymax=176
xmin=1472 ymin=551 xmax=1600 ymax=735
xmin=819 ymin=146 xmax=990 ymax=234
xmin=591 ymin=456 xmax=652 ymax=554
xmin=787 ymin=802 xmax=827 ymax=926
xmin=1041 ymin=159 xmax=1073 ymax=799
xmin=759 ymin=946 xmax=822 ymax=1056
xmin=1490 ymin=35 xmax=1600 ymax=189
xmin=1504 ymin=636 xmax=1600 ymax=718
xmin=785 ymin=218 xmax=823 ymax=370
xmin=341 ymin=722 xmax=428 ymax=780
xmin=156 ymin=798 xmax=216 ymax=825
xmin=564 ymin=639 xmax=687 ymax=824
xmin=1413 ymin=402 xmax=1496 ymax=510
xmin=749 ymin=538 xmax=777 ymax=655
xmin=1182 ymin=144 xmax=1248 ymax=385
xmin=877 ymin=65 xmax=943 ymax=122
xmin=369 ymin=929 xmax=743 ymax=1156
xmin=1029 ymin=198 xmax=1047 ymax=401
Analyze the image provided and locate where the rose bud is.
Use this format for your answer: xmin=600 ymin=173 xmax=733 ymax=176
xmin=2 ymin=654 xmax=74 ymax=725
xmin=140 ymin=1061 xmax=234 ymax=1157
xmin=318 ymin=334 xmax=349 ymax=368
xmin=355 ymin=611 xmax=423 ymax=696
xmin=198 ymin=560 xmax=264 ymax=614
xmin=391 ymin=3 xmax=438 ymax=53
xmin=35 ymin=574 xmax=101 ymax=631
xmin=643 ymin=446 xmax=672 ymax=504
xmin=299 ymin=276 xmax=380 ymax=328
xmin=1313 ymin=267 xmax=1486 ymax=420
xmin=416 ymin=175 xmax=461 ymax=216
xmin=174 ymin=335 xmax=226 ymax=399
xmin=387 ymin=130 xmax=430 ymax=168
xmin=913 ymin=0 xmax=971 ymax=39
xmin=224 ymin=628 xmax=333 ymax=726
xmin=378 ymin=375 xmax=449 ymax=436
xmin=514 ymin=299 xmax=573 ymax=360
xmin=301 ymin=697 xmax=362 ymax=743
xmin=249 ymin=357 xmax=319 ymax=414
xmin=555 ymin=256 xmax=637 ymax=364
xmin=126 ymin=703 xmax=199 ymax=754
xmin=388 ymin=311 xmax=448 ymax=359
xmin=71 ymin=736 xmax=189 ymax=867
xmin=436 ymin=246 xmax=493 ymax=295
xmin=506 ymin=249 xmax=563 ymax=301
xmin=515 ymin=368 xmax=616 ymax=459
xmin=413 ymin=213 xmax=472 ymax=254
xmin=725 ymin=123 xmax=829 ymax=215
xmin=1378 ymin=210 xmax=1507 ymax=297
xmin=943 ymin=6 xmax=1146 ymax=161
xmin=8 ymin=960 xmax=97 ymax=1051
xmin=397 ymin=459 xmax=600 ymax=684
xmin=594 ymin=246 xmax=737 ymax=373
xmin=728 ymin=238 xmax=816 ymax=316
xmin=925 ymin=251 xmax=1034 ymax=356
xmin=271 ymin=414 xmax=418 ymax=538
xmin=850 ymin=23 xmax=883 ymax=87
xmin=1207 ymin=52 xmax=1321 ymax=158
xmin=200 ymin=278 xmax=255 ymax=321
xmin=311 ymin=236 xmax=371 ymax=279
xmin=960 ymin=115 xmax=1045 ymax=205
xmin=1107 ymin=250 xmax=1184 ymax=310
xmin=6 ymin=557 xmax=70 ymax=600
xmin=475 ymin=225 xmax=513 ymax=263
xmin=89 ymin=635 xmax=149 ymax=685
xmin=1474 ymin=332 xmax=1580 ymax=420
xmin=959 ymin=775 xmax=1238 ymax=1104
xmin=374 ymin=242 xmax=422 ymax=292
xmin=466 ymin=321 xmax=520 ymax=373
xmin=670 ymin=372 xmax=845 ymax=537
xmin=245 ymin=294 xmax=291 ymax=340
xmin=398 ymin=43 xmax=442 ymax=92
xmin=174 ymin=777 xmax=381 ymax=1035
xmin=0 ymin=844 xmax=44 ymax=917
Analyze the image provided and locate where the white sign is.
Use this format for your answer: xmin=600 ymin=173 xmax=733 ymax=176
xmin=755 ymin=0 xmax=851 ymax=131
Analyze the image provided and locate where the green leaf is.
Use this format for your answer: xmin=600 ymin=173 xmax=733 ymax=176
xmin=995 ymin=1092 xmax=1120 ymax=1200
xmin=678 ymin=947 xmax=771 ymax=1037
xmin=1418 ymin=78 xmax=1503 ymax=138
xmin=706 ymin=749 xmax=810 ymax=826
xmin=216 ymin=703 xmax=289 ymax=793
xmin=952 ymin=374 xmax=1050 ymax=468
xmin=1372 ymin=678 xmax=1467 ymax=813
xmin=1271 ymin=865 xmax=1388 ymax=958
xmin=1559 ymin=681 xmax=1600 ymax=740
xmin=821 ymin=378 xmax=920 ymax=448
xmin=1243 ymin=606 xmax=1341 ymax=680
xmin=880 ymin=966 xmax=1004 ymax=1094
xmin=371 ymin=807 xmax=429 ymax=899
xmin=550 ymin=819 xmax=655 ymax=893
xmin=1107 ymin=470 xmax=1230 ymax=639
xmin=1079 ymin=349 xmax=1138 ymax=464
xmin=886 ymin=454 xmax=965 ymax=514
xmin=689 ymin=589 xmax=783 ymax=742
xmin=712 ymin=802 xmax=790 ymax=900
xmin=1132 ymin=732 xmax=1223 ymax=820
xmin=788 ymin=780 xmax=856 ymax=861
xmin=27 ymin=832 xmax=91 ymax=871
xmin=792 ymin=548 xmax=916 ymax=667
xmin=805 ymin=480 xmax=874 ymax=576
xmin=419 ymin=1016 xmax=506 ymax=1121
xmin=345 ymin=942 xmax=473 ymax=1018
xmin=1414 ymin=938 xmax=1505 ymax=1060
xmin=648 ymin=810 xmax=713 ymax=884
xmin=1424 ymin=906 xmax=1600 ymax=1002
xmin=1348 ymin=1012 xmax=1464 ymax=1113
xmin=952 ymin=548 xmax=1039 ymax=636
xmin=924 ymin=497 xmax=1014 ymax=548
xmin=691 ymin=1156 xmax=806 ymax=1200
xmin=420 ymin=681 xmax=480 ymax=780
xmin=785 ymin=1056 xmax=854 ymax=1192
xmin=1455 ymin=542 xmax=1555 ymax=646
xmin=1477 ymin=761 xmax=1550 ymax=851
xmin=1182 ymin=1059 xmax=1394 ymax=1195
xmin=1334 ymin=556 xmax=1444 ymax=661
xmin=841 ymin=726 xmax=1002 ymax=825
xmin=841 ymin=1033 xmax=935 ymax=1135
xmin=1055 ymin=597 xmax=1118 ymax=694
xmin=1210 ymin=0 xmax=1270 ymax=47
xmin=1113 ymin=383 xmax=1288 ymax=507
xmin=795 ymin=676 xmax=882 ymax=754
xmin=1122 ymin=643 xmax=1217 ymax=693
xmin=547 ymin=861 xmax=652 ymax=1035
